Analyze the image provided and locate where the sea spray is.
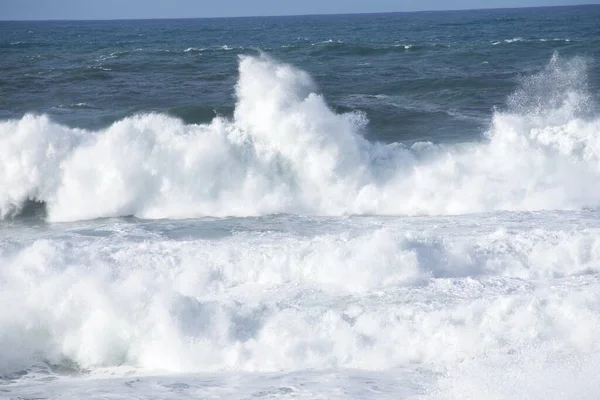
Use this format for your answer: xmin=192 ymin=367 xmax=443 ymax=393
xmin=0 ymin=54 xmax=599 ymax=221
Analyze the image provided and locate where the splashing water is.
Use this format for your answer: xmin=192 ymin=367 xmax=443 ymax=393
xmin=0 ymin=54 xmax=599 ymax=221
xmin=2 ymin=51 xmax=600 ymax=400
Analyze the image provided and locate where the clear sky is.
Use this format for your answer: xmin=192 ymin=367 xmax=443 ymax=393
xmin=0 ymin=0 xmax=594 ymax=20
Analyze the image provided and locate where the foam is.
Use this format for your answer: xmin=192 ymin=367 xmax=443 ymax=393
xmin=183 ymin=47 xmax=203 ymax=53
xmin=424 ymin=350 xmax=600 ymax=400
xmin=2 ymin=222 xmax=600 ymax=374
xmin=0 ymin=54 xmax=599 ymax=222
xmin=0 ymin=115 xmax=84 ymax=219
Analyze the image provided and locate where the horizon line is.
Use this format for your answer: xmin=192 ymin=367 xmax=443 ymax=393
xmin=0 ymin=3 xmax=597 ymax=22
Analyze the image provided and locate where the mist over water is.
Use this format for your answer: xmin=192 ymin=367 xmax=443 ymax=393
xmin=2 ymin=6 xmax=600 ymax=400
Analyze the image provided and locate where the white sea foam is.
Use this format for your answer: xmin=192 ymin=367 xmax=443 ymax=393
xmin=183 ymin=47 xmax=203 ymax=53
xmin=2 ymin=216 xmax=600 ymax=377
xmin=312 ymin=39 xmax=344 ymax=45
xmin=492 ymin=37 xmax=524 ymax=45
xmin=423 ymin=353 xmax=600 ymax=400
xmin=540 ymin=38 xmax=572 ymax=42
xmin=0 ymin=54 xmax=598 ymax=222
xmin=505 ymin=37 xmax=524 ymax=43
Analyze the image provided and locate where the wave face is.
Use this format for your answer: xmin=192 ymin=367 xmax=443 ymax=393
xmin=1 ymin=54 xmax=599 ymax=222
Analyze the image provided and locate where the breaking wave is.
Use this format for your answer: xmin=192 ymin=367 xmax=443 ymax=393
xmin=2 ymin=221 xmax=600 ymax=374
xmin=0 ymin=53 xmax=599 ymax=222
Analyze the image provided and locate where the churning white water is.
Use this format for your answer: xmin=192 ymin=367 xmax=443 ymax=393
xmin=2 ymin=54 xmax=600 ymax=399
xmin=1 ymin=55 xmax=600 ymax=221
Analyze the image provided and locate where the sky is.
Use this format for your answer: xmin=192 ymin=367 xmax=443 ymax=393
xmin=0 ymin=0 xmax=594 ymax=20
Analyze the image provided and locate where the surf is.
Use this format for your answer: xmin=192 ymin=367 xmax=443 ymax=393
xmin=0 ymin=53 xmax=598 ymax=222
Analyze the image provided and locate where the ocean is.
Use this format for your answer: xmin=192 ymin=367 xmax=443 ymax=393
xmin=1 ymin=5 xmax=600 ymax=399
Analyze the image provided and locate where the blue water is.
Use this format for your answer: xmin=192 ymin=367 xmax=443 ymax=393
xmin=2 ymin=6 xmax=600 ymax=399
xmin=2 ymin=5 xmax=599 ymax=141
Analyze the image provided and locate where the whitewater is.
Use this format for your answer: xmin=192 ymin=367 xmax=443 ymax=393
xmin=2 ymin=7 xmax=600 ymax=398
xmin=1 ymin=52 xmax=600 ymax=399
xmin=2 ymin=54 xmax=600 ymax=221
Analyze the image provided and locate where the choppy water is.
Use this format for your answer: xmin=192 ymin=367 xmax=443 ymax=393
xmin=2 ymin=5 xmax=600 ymax=399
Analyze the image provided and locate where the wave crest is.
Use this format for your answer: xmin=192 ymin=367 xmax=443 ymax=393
xmin=0 ymin=54 xmax=599 ymax=222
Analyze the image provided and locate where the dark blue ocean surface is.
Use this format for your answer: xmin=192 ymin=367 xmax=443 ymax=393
xmin=2 ymin=5 xmax=599 ymax=143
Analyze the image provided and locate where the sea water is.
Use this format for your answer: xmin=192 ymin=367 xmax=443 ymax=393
xmin=1 ymin=5 xmax=600 ymax=399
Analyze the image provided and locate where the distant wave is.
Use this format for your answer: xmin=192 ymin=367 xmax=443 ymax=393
xmin=491 ymin=37 xmax=572 ymax=45
xmin=311 ymin=39 xmax=344 ymax=45
xmin=94 ymin=45 xmax=244 ymax=61
xmin=183 ymin=47 xmax=204 ymax=54
xmin=300 ymin=39 xmax=570 ymax=55
xmin=0 ymin=53 xmax=599 ymax=222
xmin=3 ymin=40 xmax=50 ymax=49
xmin=87 ymin=39 xmax=574 ymax=62
xmin=308 ymin=41 xmax=422 ymax=56
xmin=66 ymin=103 xmax=100 ymax=110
